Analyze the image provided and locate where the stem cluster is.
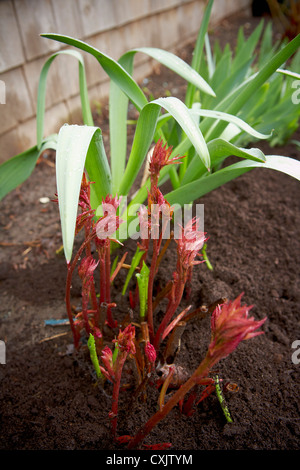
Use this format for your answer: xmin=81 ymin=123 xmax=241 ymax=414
xmin=62 ymin=141 xmax=266 ymax=448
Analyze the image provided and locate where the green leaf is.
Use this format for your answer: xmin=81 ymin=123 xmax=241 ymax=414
xmin=118 ymin=96 xmax=211 ymax=196
xmin=258 ymin=21 xmax=275 ymax=67
xmin=118 ymin=103 xmax=161 ymax=196
xmin=0 ymin=135 xmax=57 ymax=201
xmin=37 ymin=50 xmax=93 ymax=150
xmin=206 ymin=33 xmax=300 ymax=140
xmin=236 ymin=26 xmax=246 ymax=55
xmin=210 ymin=49 xmax=232 ymax=90
xmin=185 ymin=0 xmax=214 ymax=107
xmin=56 ymin=124 xmax=111 ymax=263
xmin=201 ymin=57 xmax=254 ymax=114
xmin=166 ymin=155 xmax=300 ymax=206
xmin=87 ymin=333 xmax=102 ymax=379
xmin=182 ymin=138 xmax=266 ymax=185
xmin=231 ymin=19 xmax=264 ymax=73
xmin=127 ymin=46 xmax=215 ymax=97
xmin=109 ymin=54 xmax=134 ymax=195
xmin=136 ymin=261 xmax=150 ymax=320
xmin=85 ymin=128 xmax=112 ymax=211
xmin=40 ymin=33 xmax=148 ymax=112
xmin=122 ymin=247 xmax=143 ymax=295
xmin=190 ymin=107 xmax=272 ymax=141
xmin=205 ymin=33 xmax=215 ymax=79
xmin=276 ymin=68 xmax=300 ymax=80
xmin=215 ymin=374 xmax=233 ymax=423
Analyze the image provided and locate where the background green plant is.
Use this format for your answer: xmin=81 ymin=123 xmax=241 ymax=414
xmin=0 ymin=0 xmax=299 ymax=263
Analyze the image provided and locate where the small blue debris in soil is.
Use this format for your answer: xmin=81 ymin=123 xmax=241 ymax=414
xmin=44 ymin=319 xmax=70 ymax=326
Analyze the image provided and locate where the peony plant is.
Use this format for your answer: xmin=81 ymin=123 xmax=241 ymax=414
xmin=62 ymin=139 xmax=267 ymax=448
xmin=0 ymin=0 xmax=298 ymax=449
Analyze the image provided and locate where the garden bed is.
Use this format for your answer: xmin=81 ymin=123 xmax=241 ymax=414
xmin=0 ymin=10 xmax=299 ymax=452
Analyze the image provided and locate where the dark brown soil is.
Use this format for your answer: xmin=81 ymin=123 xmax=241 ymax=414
xmin=0 ymin=10 xmax=300 ymax=457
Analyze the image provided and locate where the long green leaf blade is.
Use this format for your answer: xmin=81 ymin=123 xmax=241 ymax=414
xmin=56 ymin=124 xmax=111 ymax=263
xmin=86 ymin=128 xmax=112 ymax=211
xmin=127 ymin=136 xmax=194 ymax=213
xmin=206 ymin=33 xmax=300 ymax=140
xmin=276 ymin=68 xmax=300 ymax=80
xmin=190 ymin=107 xmax=271 ymax=141
xmin=109 ymin=38 xmax=216 ymax=194
xmin=136 ymin=261 xmax=150 ymax=320
xmin=166 ymin=155 xmax=300 ymax=206
xmin=129 ymin=47 xmax=215 ymax=97
xmin=231 ymin=19 xmax=264 ymax=73
xmin=155 ymin=97 xmax=210 ymax=168
xmin=181 ymin=138 xmax=266 ymax=185
xmin=41 ymin=33 xmax=148 ymax=112
xmin=0 ymin=136 xmax=57 ymax=201
xmin=118 ymin=96 xmax=210 ymax=196
xmin=122 ymin=247 xmax=143 ymax=295
xmin=109 ymin=54 xmax=135 ymax=195
xmin=37 ymin=50 xmax=93 ymax=150
xmin=118 ymin=103 xmax=161 ymax=196
xmin=185 ymin=0 xmax=214 ymax=107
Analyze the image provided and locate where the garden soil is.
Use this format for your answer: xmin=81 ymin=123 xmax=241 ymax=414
xmin=0 ymin=10 xmax=299 ymax=454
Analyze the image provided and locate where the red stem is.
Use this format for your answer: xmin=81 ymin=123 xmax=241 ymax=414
xmin=111 ymin=353 xmax=127 ymax=437
xmin=127 ymin=355 xmax=213 ymax=449
xmin=146 ymin=217 xmax=168 ymax=339
xmin=99 ymin=248 xmax=106 ymax=306
xmin=147 ymin=238 xmax=159 ymax=340
xmin=153 ymin=281 xmax=185 ymax=351
xmin=84 ymin=224 xmax=91 ymax=257
xmin=90 ymin=283 xmax=100 ymax=326
xmin=66 ymin=262 xmax=80 ymax=348
xmin=110 ymin=251 xmax=128 ymax=284
xmin=105 ymin=242 xmax=116 ymax=328
xmin=182 ymin=378 xmax=215 ymax=416
xmin=81 ymin=293 xmax=91 ymax=335
xmin=65 ymin=230 xmax=97 ymax=348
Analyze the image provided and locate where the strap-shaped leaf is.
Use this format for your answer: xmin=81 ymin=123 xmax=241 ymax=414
xmin=109 ymin=43 xmax=215 ymax=194
xmin=122 ymin=153 xmax=300 ymax=245
xmin=152 ymin=106 xmax=270 ymax=182
xmin=166 ymin=155 xmax=300 ymax=206
xmin=118 ymin=96 xmax=210 ymax=196
xmin=122 ymin=247 xmax=144 ymax=295
xmin=127 ymin=136 xmax=194 ymax=212
xmin=181 ymin=138 xmax=266 ymax=185
xmin=37 ymin=50 xmax=93 ymax=150
xmin=0 ymin=135 xmax=57 ymax=201
xmin=185 ymin=0 xmax=214 ymax=107
xmin=56 ymin=124 xmax=111 ymax=262
xmin=204 ymin=34 xmax=215 ymax=79
xmin=231 ymin=19 xmax=264 ymax=73
xmin=109 ymin=54 xmax=135 ymax=195
xmin=128 ymin=46 xmax=215 ymax=97
xmin=136 ymin=261 xmax=150 ymax=320
xmin=205 ymin=33 xmax=300 ymax=140
xmin=198 ymin=107 xmax=272 ymax=142
xmin=40 ymin=33 xmax=148 ymax=112
xmin=276 ymin=68 xmax=300 ymax=80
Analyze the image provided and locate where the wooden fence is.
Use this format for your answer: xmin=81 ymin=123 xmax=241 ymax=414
xmin=0 ymin=0 xmax=251 ymax=162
